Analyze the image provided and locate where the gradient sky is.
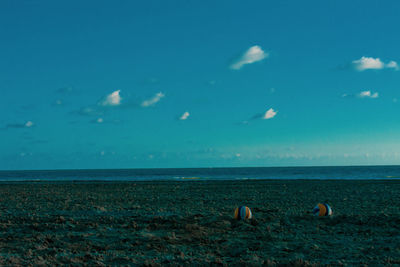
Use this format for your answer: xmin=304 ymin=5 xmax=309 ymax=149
xmin=1 ymin=0 xmax=400 ymax=170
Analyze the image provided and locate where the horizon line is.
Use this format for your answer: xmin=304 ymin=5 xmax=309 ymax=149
xmin=1 ymin=163 xmax=400 ymax=172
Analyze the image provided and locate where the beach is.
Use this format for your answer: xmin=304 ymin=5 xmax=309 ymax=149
xmin=0 ymin=180 xmax=399 ymax=266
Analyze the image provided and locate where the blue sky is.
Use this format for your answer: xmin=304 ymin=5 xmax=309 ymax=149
xmin=1 ymin=0 xmax=400 ymax=170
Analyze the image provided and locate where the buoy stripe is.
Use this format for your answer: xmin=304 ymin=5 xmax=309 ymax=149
xmin=239 ymin=206 xmax=246 ymax=219
xmin=312 ymin=206 xmax=319 ymax=215
xmin=234 ymin=208 xmax=239 ymax=219
xmin=318 ymin=203 xmax=326 ymax=216
xmin=322 ymin=203 xmax=329 ymax=216
xmin=313 ymin=203 xmax=332 ymax=216
xmin=235 ymin=206 xmax=252 ymax=220
xmin=324 ymin=203 xmax=332 ymax=216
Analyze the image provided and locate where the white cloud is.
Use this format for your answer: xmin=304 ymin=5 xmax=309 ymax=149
xmin=78 ymin=90 xmax=122 ymax=117
xmin=263 ymin=108 xmax=277 ymax=120
xmin=352 ymin=56 xmax=398 ymax=71
xmin=25 ymin=121 xmax=34 ymax=127
xmin=386 ymin=60 xmax=399 ymax=70
xmin=230 ymin=45 xmax=268 ymax=70
xmin=97 ymin=118 xmax=104 ymax=123
xmin=352 ymin=57 xmax=384 ymax=71
xmin=141 ymin=92 xmax=165 ymax=107
xmin=99 ymin=90 xmax=122 ymax=106
xmin=358 ymin=90 xmax=379 ymax=98
xmin=179 ymin=111 xmax=190 ymax=120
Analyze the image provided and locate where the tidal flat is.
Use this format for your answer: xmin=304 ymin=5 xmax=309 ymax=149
xmin=0 ymin=180 xmax=399 ymax=266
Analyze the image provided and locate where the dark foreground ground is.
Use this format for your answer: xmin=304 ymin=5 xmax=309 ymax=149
xmin=0 ymin=180 xmax=399 ymax=266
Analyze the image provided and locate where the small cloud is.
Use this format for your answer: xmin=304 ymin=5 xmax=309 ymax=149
xmin=235 ymin=153 xmax=241 ymax=158
xmin=78 ymin=106 xmax=104 ymax=116
xmin=242 ymin=108 xmax=277 ymax=124
xmin=141 ymin=92 xmax=165 ymax=107
xmin=179 ymin=111 xmax=190 ymax=120
xmin=269 ymin=87 xmax=276 ymax=94
xmin=90 ymin=117 xmax=123 ymax=125
xmin=352 ymin=57 xmax=383 ymax=71
xmin=342 ymin=91 xmax=379 ymax=99
xmin=76 ymin=90 xmax=126 ymax=117
xmin=52 ymin=99 xmax=65 ymax=107
xmin=240 ymin=108 xmax=277 ymax=124
xmin=358 ymin=90 xmax=379 ymax=98
xmin=386 ymin=60 xmax=399 ymax=70
xmin=263 ymin=108 xmax=277 ymax=119
xmin=393 ymin=98 xmax=398 ymax=103
xmin=230 ymin=45 xmax=268 ymax=70
xmin=352 ymin=56 xmax=398 ymax=71
xmin=90 ymin=118 xmax=104 ymax=124
xmin=25 ymin=121 xmax=34 ymax=127
xmin=99 ymin=90 xmax=122 ymax=106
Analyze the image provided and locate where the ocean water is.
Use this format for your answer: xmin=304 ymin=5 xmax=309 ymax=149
xmin=0 ymin=166 xmax=400 ymax=181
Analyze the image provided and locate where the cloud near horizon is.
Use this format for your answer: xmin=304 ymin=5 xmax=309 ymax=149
xmin=358 ymin=90 xmax=379 ymax=98
xmin=141 ymin=92 xmax=165 ymax=107
xmin=92 ymin=118 xmax=104 ymax=124
xmin=352 ymin=56 xmax=399 ymax=71
xmin=230 ymin=45 xmax=268 ymax=70
xmin=342 ymin=90 xmax=379 ymax=99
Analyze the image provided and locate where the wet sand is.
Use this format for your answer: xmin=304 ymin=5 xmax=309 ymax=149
xmin=0 ymin=180 xmax=399 ymax=266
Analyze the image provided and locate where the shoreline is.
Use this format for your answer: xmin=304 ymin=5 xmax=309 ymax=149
xmin=1 ymin=178 xmax=400 ymax=183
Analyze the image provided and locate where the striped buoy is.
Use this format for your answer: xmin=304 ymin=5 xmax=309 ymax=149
xmin=313 ymin=203 xmax=332 ymax=216
xmin=234 ymin=206 xmax=252 ymax=220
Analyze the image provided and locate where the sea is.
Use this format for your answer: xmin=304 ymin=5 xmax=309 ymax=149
xmin=0 ymin=165 xmax=400 ymax=182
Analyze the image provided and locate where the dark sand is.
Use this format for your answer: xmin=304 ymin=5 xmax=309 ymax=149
xmin=0 ymin=180 xmax=399 ymax=266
